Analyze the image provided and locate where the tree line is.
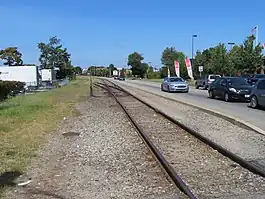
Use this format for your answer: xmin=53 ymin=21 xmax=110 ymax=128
xmin=126 ymin=35 xmax=264 ymax=79
xmin=193 ymin=35 xmax=264 ymax=78
xmin=0 ymin=36 xmax=82 ymax=79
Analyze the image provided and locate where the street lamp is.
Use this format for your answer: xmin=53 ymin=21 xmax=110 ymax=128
xmin=192 ymin=35 xmax=198 ymax=68
xmin=228 ymin=42 xmax=235 ymax=51
xmin=192 ymin=34 xmax=198 ymax=60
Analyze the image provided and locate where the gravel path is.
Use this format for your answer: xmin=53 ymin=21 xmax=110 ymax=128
xmin=106 ymin=82 xmax=265 ymax=199
xmin=4 ymin=88 xmax=186 ymax=199
xmin=114 ymin=81 xmax=265 ymax=164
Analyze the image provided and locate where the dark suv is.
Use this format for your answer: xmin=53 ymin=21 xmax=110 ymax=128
xmin=248 ymin=74 xmax=265 ymax=85
xmin=195 ymin=74 xmax=221 ymax=89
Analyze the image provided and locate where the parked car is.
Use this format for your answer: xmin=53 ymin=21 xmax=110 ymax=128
xmin=161 ymin=77 xmax=189 ymax=93
xmin=248 ymin=74 xmax=265 ymax=85
xmin=208 ymin=77 xmax=252 ymax=102
xmin=195 ymin=74 xmax=221 ymax=89
xmin=249 ymin=78 xmax=265 ymax=108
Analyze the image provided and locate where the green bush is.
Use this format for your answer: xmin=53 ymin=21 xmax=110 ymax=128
xmin=147 ymin=72 xmax=161 ymax=79
xmin=0 ymin=81 xmax=25 ymax=101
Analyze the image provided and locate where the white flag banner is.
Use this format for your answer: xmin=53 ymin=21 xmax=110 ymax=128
xmin=167 ymin=66 xmax=170 ymax=77
xmin=174 ymin=60 xmax=180 ymax=77
xmin=185 ymin=58 xmax=194 ymax=79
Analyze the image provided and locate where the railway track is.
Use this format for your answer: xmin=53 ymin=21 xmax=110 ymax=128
xmin=94 ymin=79 xmax=265 ymax=199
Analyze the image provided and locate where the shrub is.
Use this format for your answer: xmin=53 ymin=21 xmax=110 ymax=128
xmin=0 ymin=81 xmax=25 ymax=101
xmin=147 ymin=72 xmax=161 ymax=79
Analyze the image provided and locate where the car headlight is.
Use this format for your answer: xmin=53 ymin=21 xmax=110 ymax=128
xmin=229 ymin=88 xmax=237 ymax=93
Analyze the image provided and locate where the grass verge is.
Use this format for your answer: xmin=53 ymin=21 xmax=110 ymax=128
xmin=0 ymin=76 xmax=90 ymax=196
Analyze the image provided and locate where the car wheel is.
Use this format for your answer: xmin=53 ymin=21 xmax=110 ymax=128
xmin=224 ymin=92 xmax=230 ymax=102
xmin=167 ymin=86 xmax=171 ymax=93
xmin=209 ymin=90 xmax=214 ymax=99
xmin=250 ymin=95 xmax=258 ymax=108
xmin=195 ymin=83 xmax=199 ymax=89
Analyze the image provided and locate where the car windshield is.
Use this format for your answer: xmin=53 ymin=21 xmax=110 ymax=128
xmin=255 ymin=74 xmax=265 ymax=78
xmin=168 ymin=77 xmax=184 ymax=82
xmin=228 ymin=78 xmax=248 ymax=86
xmin=209 ymin=75 xmax=220 ymax=79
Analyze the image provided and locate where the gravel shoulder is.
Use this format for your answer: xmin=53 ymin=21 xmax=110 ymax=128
xmin=4 ymin=88 xmax=186 ymax=199
xmin=113 ymin=81 xmax=265 ymax=164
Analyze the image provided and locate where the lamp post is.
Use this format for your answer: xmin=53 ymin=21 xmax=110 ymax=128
xmin=90 ymin=66 xmax=93 ymax=97
xmin=228 ymin=42 xmax=235 ymax=51
xmin=192 ymin=34 xmax=198 ymax=61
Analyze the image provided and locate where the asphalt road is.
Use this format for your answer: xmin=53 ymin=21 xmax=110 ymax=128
xmin=114 ymin=79 xmax=265 ymax=131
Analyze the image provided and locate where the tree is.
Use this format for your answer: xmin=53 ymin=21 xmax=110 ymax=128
xmin=159 ymin=66 xmax=168 ymax=78
xmin=238 ymin=35 xmax=263 ymax=74
xmin=74 ymin=66 xmax=82 ymax=74
xmin=127 ymin=52 xmax=146 ymax=77
xmin=108 ymin=64 xmax=117 ymax=76
xmin=140 ymin=62 xmax=149 ymax=77
xmin=211 ymin=43 xmax=229 ymax=75
xmin=0 ymin=47 xmax=23 ymax=66
xmin=38 ymin=36 xmax=73 ymax=79
xmin=161 ymin=47 xmax=188 ymax=79
xmin=193 ymin=35 xmax=264 ymax=76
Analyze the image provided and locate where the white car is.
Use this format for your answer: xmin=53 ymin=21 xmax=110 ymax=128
xmin=161 ymin=77 xmax=189 ymax=93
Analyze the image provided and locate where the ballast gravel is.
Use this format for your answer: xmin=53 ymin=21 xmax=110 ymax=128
xmin=4 ymin=88 xmax=186 ymax=199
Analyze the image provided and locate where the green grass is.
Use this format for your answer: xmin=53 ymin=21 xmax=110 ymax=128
xmin=0 ymin=76 xmax=90 ymax=196
xmin=144 ymin=78 xmax=163 ymax=83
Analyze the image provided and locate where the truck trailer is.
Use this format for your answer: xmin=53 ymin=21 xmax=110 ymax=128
xmin=0 ymin=66 xmax=39 ymax=88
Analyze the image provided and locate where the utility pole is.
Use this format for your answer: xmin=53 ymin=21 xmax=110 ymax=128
xmin=89 ymin=67 xmax=93 ymax=97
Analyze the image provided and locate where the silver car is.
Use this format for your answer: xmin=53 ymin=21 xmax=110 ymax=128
xmin=249 ymin=78 xmax=265 ymax=109
xmin=161 ymin=77 xmax=189 ymax=93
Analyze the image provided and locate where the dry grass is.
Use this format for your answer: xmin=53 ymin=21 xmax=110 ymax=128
xmin=0 ymin=76 xmax=91 ymax=194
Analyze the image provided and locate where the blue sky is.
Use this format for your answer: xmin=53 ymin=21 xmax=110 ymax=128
xmin=0 ymin=0 xmax=264 ymax=68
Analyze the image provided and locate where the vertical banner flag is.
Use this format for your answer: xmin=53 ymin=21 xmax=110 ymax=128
xmin=185 ymin=57 xmax=194 ymax=79
xmin=174 ymin=60 xmax=180 ymax=77
xmin=167 ymin=66 xmax=170 ymax=78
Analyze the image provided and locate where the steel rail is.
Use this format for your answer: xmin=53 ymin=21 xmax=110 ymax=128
xmin=100 ymin=80 xmax=198 ymax=199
